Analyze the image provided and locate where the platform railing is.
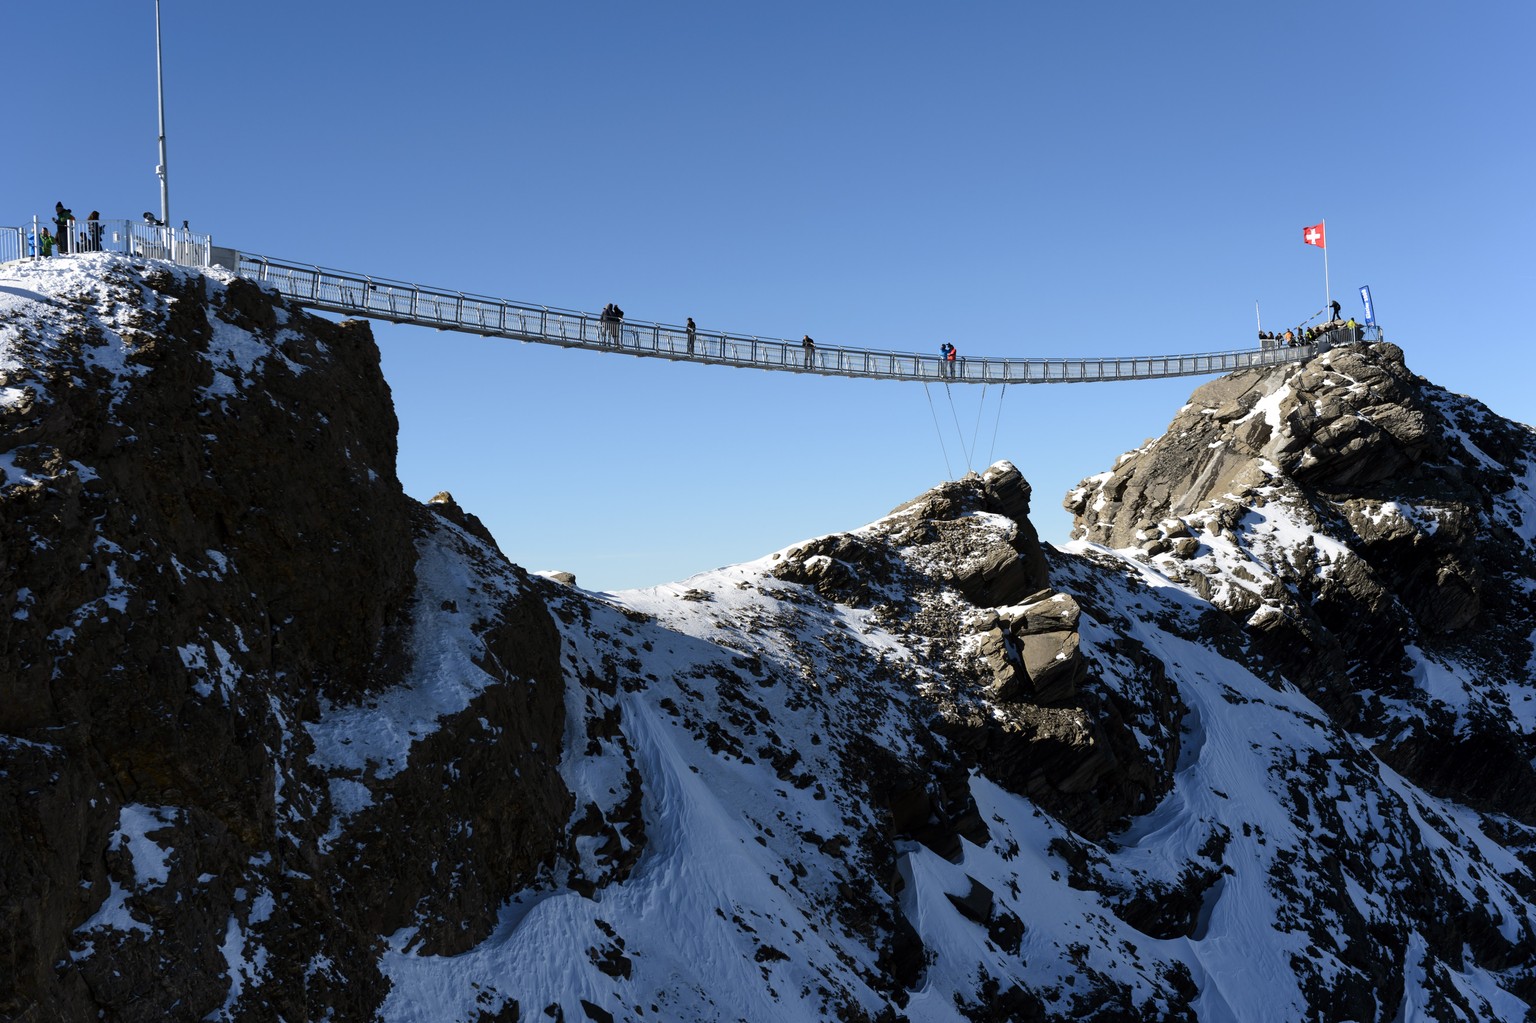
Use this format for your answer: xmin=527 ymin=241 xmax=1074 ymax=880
xmin=1 ymin=218 xmax=212 ymax=267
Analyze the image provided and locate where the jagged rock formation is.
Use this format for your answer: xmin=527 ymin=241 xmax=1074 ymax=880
xmin=4 ymin=257 xmax=1536 ymax=1022
xmin=0 ymin=258 xmax=570 ymax=1021
xmin=1067 ymin=342 xmax=1536 ymax=820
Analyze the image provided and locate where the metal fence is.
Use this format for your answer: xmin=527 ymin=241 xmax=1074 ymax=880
xmin=236 ymin=253 xmax=1371 ymax=385
xmin=1 ymin=218 xmax=212 ymax=266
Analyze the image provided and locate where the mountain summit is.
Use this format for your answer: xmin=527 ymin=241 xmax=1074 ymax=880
xmin=3 ymin=256 xmax=1535 ymax=1022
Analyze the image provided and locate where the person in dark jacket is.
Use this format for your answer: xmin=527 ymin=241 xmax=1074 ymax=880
xmin=1329 ymin=299 xmax=1342 ymax=322
xmin=802 ymin=334 xmax=815 ymax=368
xmin=686 ymin=317 xmax=696 ymax=354
xmin=53 ymin=203 xmax=72 ymax=254
xmin=86 ymin=211 xmax=102 ymax=251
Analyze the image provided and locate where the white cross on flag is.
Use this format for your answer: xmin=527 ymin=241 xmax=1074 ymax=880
xmin=1303 ymin=222 xmax=1326 ymax=249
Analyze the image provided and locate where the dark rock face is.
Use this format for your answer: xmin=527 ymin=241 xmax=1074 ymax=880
xmin=1067 ymin=340 xmax=1536 ymax=821
xmin=0 ymin=260 xmax=570 ymax=1021
xmin=772 ymin=461 xmax=1162 ymax=841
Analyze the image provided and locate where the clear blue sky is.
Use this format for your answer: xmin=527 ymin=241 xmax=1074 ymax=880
xmin=11 ymin=3 xmax=1534 ymax=590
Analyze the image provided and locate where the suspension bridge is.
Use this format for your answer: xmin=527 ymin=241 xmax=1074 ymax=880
xmin=3 ymin=218 xmax=1379 ymax=385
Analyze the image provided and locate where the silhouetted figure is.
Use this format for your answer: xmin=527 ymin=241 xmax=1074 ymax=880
xmin=1329 ymin=299 xmax=1341 ymax=322
xmin=86 ymin=211 xmax=102 ymax=251
xmin=686 ymin=317 xmax=696 ymax=354
xmin=599 ymin=303 xmax=624 ymax=345
xmin=802 ymin=334 xmax=815 ymax=369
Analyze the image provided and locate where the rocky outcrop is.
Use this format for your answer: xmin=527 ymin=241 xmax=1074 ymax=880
xmin=0 ymin=258 xmax=572 ymax=1021
xmin=771 ymin=461 xmax=1153 ymax=840
xmin=1068 ymin=340 xmax=1536 ymax=822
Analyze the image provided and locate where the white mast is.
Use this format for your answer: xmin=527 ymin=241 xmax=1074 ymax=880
xmin=155 ymin=0 xmax=169 ymax=225
xmin=1322 ymin=218 xmax=1331 ymax=317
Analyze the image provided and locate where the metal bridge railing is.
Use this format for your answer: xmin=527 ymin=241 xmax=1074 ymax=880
xmin=235 ymin=253 xmax=1369 ymax=385
xmin=1 ymin=218 xmax=212 ymax=266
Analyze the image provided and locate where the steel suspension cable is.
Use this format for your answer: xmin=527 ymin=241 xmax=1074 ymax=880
xmin=968 ymin=383 xmax=989 ymax=474
xmin=923 ymin=381 xmax=955 ymax=479
xmin=944 ymin=381 xmax=972 ymax=472
xmin=986 ymin=383 xmax=1008 ymax=468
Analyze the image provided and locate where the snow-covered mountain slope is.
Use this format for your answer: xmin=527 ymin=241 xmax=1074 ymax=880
xmin=3 ymin=255 xmax=1535 ymax=1022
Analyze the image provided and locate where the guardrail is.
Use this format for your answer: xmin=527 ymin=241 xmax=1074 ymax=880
xmin=235 ymin=253 xmax=1365 ymax=384
xmin=2 ymin=218 xmax=212 ymax=267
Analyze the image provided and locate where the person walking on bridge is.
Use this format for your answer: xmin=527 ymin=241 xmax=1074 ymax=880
xmin=802 ymin=334 xmax=815 ymax=369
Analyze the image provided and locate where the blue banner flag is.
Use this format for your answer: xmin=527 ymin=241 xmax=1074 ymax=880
xmin=1359 ymin=285 xmax=1376 ymax=326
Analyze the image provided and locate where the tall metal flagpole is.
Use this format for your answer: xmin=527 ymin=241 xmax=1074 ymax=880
xmin=1322 ymin=218 xmax=1331 ymax=317
xmin=155 ymin=0 xmax=169 ymax=225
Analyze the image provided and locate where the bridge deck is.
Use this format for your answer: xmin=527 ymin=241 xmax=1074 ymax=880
xmin=234 ymin=253 xmax=1362 ymax=384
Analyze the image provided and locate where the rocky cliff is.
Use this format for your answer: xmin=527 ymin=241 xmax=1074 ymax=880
xmin=3 ymin=256 xmax=1535 ymax=1022
xmin=1067 ymin=343 xmax=1536 ymax=820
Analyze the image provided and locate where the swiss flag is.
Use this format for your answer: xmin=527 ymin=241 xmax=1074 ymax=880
xmin=1303 ymin=222 xmax=1326 ymax=249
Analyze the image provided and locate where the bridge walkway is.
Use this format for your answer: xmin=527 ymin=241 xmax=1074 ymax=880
xmin=234 ymin=254 xmax=1373 ymax=384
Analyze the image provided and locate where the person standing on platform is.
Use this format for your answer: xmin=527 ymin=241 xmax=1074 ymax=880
xmin=53 ymin=203 xmax=72 ymax=254
xmin=802 ymin=334 xmax=815 ymax=369
xmin=686 ymin=317 xmax=696 ymax=354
